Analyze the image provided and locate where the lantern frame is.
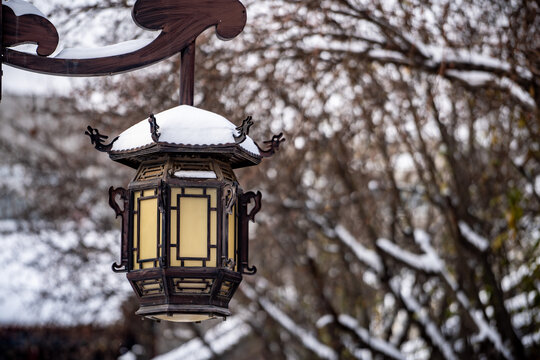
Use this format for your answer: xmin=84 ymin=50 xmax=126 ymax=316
xmin=106 ymin=149 xmax=268 ymax=322
xmin=1 ymin=0 xmax=284 ymax=322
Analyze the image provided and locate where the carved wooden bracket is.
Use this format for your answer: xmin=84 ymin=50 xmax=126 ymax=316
xmin=1 ymin=0 xmax=247 ymax=104
xmin=109 ymin=186 xmax=130 ymax=273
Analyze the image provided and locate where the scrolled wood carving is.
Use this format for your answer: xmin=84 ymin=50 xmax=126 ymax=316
xmin=2 ymin=0 xmax=246 ymax=76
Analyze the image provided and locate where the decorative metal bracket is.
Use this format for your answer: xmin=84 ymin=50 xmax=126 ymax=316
xmin=223 ymin=258 xmax=236 ymax=271
xmin=238 ymin=191 xmax=262 ymax=275
xmin=157 ymin=180 xmax=168 ymax=267
xmin=109 ymin=187 xmax=130 ymax=273
xmin=223 ymin=184 xmax=237 ymax=214
xmin=85 ymin=126 xmax=119 ymax=152
xmin=234 ymin=116 xmax=253 ymax=144
xmin=157 ymin=180 xmax=168 ymax=213
xmin=148 ymin=114 xmax=161 ymax=142
xmin=256 ymin=133 xmax=285 ymax=158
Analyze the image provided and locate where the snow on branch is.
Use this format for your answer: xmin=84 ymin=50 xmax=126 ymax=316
xmin=414 ymin=231 xmax=513 ymax=360
xmin=390 ymin=278 xmax=458 ymax=360
xmin=458 ymin=221 xmax=489 ymax=252
xmin=337 ymin=314 xmax=405 ymax=360
xmin=335 ymin=225 xmax=383 ymax=274
xmin=241 ymin=283 xmax=338 ymax=360
xmin=306 ymin=214 xmax=383 ymax=274
xmin=153 ymin=315 xmax=251 ymax=360
xmin=445 ymin=71 xmax=536 ymax=109
xmin=376 ymin=238 xmax=442 ymax=274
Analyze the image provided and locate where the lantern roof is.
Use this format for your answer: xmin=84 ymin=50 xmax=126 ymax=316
xmin=105 ymin=105 xmax=265 ymax=169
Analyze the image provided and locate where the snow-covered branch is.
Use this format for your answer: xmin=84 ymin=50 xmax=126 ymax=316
xmin=337 ymin=314 xmax=405 ymax=360
xmin=390 ymin=278 xmax=458 ymax=360
xmin=335 ymin=225 xmax=383 ymax=274
xmin=458 ymin=221 xmax=489 ymax=252
xmin=241 ymin=284 xmax=338 ymax=360
xmin=376 ymin=237 xmax=442 ymax=274
xmin=152 ymin=315 xmax=252 ymax=360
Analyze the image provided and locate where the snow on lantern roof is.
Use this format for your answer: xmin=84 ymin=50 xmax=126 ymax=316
xmin=111 ymin=105 xmax=260 ymax=155
xmin=85 ymin=105 xmax=284 ymax=169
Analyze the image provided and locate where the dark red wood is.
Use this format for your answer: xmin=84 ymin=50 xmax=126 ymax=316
xmin=180 ymin=40 xmax=196 ymax=106
xmin=2 ymin=5 xmax=59 ymax=57
xmin=2 ymin=0 xmax=246 ymax=76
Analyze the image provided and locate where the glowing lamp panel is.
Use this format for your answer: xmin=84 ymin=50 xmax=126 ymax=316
xmin=170 ymin=187 xmax=217 ymax=268
xmin=133 ymin=189 xmax=161 ymax=270
xmin=226 ymin=204 xmax=238 ymax=271
xmin=152 ymin=314 xmax=215 ymax=322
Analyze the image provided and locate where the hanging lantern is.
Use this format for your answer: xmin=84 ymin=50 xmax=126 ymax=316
xmin=86 ymin=105 xmax=283 ymax=322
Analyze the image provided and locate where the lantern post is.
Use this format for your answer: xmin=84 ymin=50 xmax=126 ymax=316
xmin=1 ymin=0 xmax=284 ymax=322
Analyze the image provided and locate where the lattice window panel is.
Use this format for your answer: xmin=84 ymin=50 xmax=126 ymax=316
xmin=136 ymin=278 xmax=164 ymax=296
xmin=172 ymin=278 xmax=214 ymax=294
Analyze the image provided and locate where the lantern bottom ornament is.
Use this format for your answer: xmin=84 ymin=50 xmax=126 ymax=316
xmin=87 ymin=105 xmax=283 ymax=322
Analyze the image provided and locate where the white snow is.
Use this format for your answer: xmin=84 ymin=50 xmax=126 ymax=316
xmin=241 ymin=283 xmax=338 ymax=360
xmin=153 ymin=315 xmax=251 ymax=360
xmin=376 ymin=238 xmax=442 ymax=273
xmin=458 ymin=221 xmax=489 ymax=252
xmin=446 ymin=70 xmax=494 ymax=87
xmin=444 ymin=71 xmax=536 ymax=109
xmin=471 ymin=310 xmax=514 ymax=360
xmin=55 ymin=38 xmax=156 ymax=59
xmin=3 ymin=0 xmax=45 ymax=17
xmin=414 ymin=231 xmax=513 ymax=360
xmin=0 ymin=226 xmax=130 ymax=326
xmin=390 ymin=278 xmax=458 ymax=360
xmin=174 ymin=170 xmax=217 ymax=179
xmin=118 ymin=351 xmax=137 ymax=360
xmin=500 ymin=77 xmax=537 ymax=108
xmin=316 ymin=314 xmax=335 ymax=328
xmin=258 ymin=297 xmax=338 ymax=360
xmin=335 ymin=224 xmax=383 ymax=273
xmin=522 ymin=330 xmax=540 ymax=347
xmin=368 ymin=49 xmax=408 ymax=63
xmin=111 ymin=105 xmax=260 ymax=156
xmin=338 ymin=314 xmax=405 ymax=360
xmin=502 ymin=260 xmax=539 ymax=292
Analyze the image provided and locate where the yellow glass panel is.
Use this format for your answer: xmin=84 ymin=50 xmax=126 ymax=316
xmin=143 ymin=189 xmax=155 ymax=197
xmin=207 ymin=188 xmax=217 ymax=207
xmin=179 ymin=196 xmax=208 ymax=258
xmin=133 ymin=213 xmax=139 ymax=269
xmin=185 ymin=188 xmax=203 ymax=195
xmin=139 ymin=197 xmax=159 ymax=268
xmin=209 ymin=248 xmax=216 ymax=267
xmin=153 ymin=314 xmax=214 ymax=323
xmin=184 ymin=260 xmax=203 ymax=267
xmin=210 ymin=212 xmax=217 ymax=246
xmin=143 ymin=283 xmax=161 ymax=289
xmin=227 ymin=205 xmax=236 ymax=270
xmin=170 ymin=209 xmax=181 ymax=267
xmin=171 ymin=188 xmax=182 ymax=207
xmin=177 ymin=282 xmax=207 ymax=289
xmin=134 ymin=191 xmax=141 ymax=211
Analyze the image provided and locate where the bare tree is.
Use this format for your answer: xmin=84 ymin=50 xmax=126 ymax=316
xmin=1 ymin=0 xmax=538 ymax=359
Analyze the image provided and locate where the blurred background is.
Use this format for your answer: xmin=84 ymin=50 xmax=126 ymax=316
xmin=0 ymin=0 xmax=538 ymax=359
